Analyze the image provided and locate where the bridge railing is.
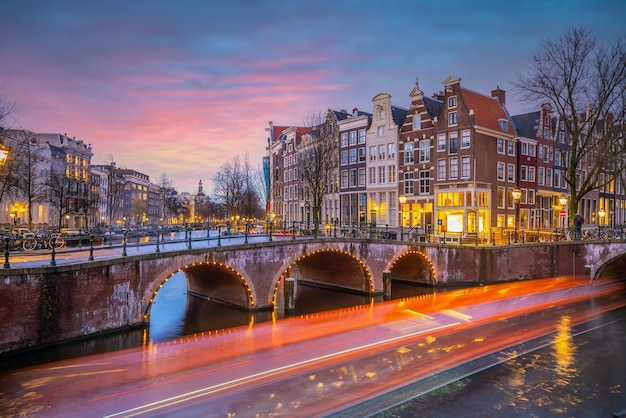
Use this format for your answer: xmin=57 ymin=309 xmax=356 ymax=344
xmin=2 ymin=222 xmax=626 ymax=269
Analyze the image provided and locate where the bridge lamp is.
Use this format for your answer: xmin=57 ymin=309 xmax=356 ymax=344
xmin=511 ymin=188 xmax=521 ymax=243
xmin=557 ymin=195 xmax=568 ymax=229
xmin=398 ymin=195 xmax=407 ymax=241
xmin=598 ymin=209 xmax=606 ymax=225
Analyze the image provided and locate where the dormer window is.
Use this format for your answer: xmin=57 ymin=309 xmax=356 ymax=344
xmin=448 ymin=96 xmax=457 ymax=108
xmin=498 ymin=119 xmax=508 ymax=131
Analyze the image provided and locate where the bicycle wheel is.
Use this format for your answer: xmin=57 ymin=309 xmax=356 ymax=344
xmin=22 ymin=238 xmax=37 ymax=251
xmin=55 ymin=237 xmax=65 ymax=248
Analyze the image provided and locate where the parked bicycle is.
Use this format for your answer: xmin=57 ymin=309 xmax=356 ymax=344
xmin=40 ymin=233 xmax=66 ymax=250
xmin=0 ymin=236 xmax=38 ymax=252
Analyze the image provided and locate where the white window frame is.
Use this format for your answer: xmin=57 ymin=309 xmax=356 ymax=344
xmin=449 ymin=157 xmax=458 ymax=179
xmin=461 ymin=130 xmax=470 ymax=148
xmin=404 ymin=142 xmax=415 ymax=164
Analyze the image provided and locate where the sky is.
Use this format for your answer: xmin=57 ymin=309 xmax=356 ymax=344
xmin=1 ymin=0 xmax=625 ymax=194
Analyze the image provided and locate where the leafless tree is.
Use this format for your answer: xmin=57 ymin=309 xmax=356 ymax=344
xmin=158 ymin=173 xmax=178 ymax=223
xmin=515 ymin=26 xmax=626 ymax=220
xmin=12 ymin=130 xmax=48 ymax=229
xmin=0 ymin=100 xmax=20 ymax=204
xmin=298 ymin=110 xmax=338 ymax=234
xmin=45 ymin=166 xmax=71 ymax=229
xmin=213 ymin=152 xmax=262 ymax=219
xmin=0 ymin=130 xmax=22 ymax=204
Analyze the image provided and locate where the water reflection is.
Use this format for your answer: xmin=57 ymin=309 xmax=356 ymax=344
xmin=0 ymin=272 xmax=438 ymax=371
xmin=149 ymin=272 xmax=405 ymax=342
xmin=553 ymin=315 xmax=576 ymax=381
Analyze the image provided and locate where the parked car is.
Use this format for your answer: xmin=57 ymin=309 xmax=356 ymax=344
xmin=12 ymin=228 xmax=35 ymax=239
xmin=33 ymin=230 xmax=50 ymax=239
xmin=60 ymin=228 xmax=83 ymax=236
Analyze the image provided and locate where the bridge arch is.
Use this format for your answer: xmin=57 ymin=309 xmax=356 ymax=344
xmin=387 ymin=249 xmax=436 ymax=284
xmin=270 ymin=247 xmax=374 ymax=306
xmin=142 ymin=260 xmax=255 ymax=321
xmin=594 ymin=250 xmax=626 ymax=280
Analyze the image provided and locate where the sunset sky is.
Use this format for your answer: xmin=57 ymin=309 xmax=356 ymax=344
xmin=2 ymin=0 xmax=625 ymax=194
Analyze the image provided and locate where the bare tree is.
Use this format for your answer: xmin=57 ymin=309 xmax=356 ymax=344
xmin=298 ymin=110 xmax=338 ymax=234
xmin=213 ymin=152 xmax=262 ymax=219
xmin=0 ymin=130 xmax=22 ymax=204
xmin=0 ymin=100 xmax=20 ymax=204
xmin=12 ymin=130 xmax=47 ymax=229
xmin=515 ymin=26 xmax=626 ymax=220
xmin=255 ymin=159 xmax=270 ymax=216
xmin=158 ymin=173 xmax=178 ymax=223
xmin=45 ymin=167 xmax=71 ymax=229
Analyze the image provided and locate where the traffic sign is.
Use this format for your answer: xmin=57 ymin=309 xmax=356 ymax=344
xmin=559 ymin=210 xmax=567 ymax=217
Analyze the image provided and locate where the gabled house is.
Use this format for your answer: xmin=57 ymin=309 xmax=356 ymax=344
xmin=266 ymin=122 xmax=308 ymax=227
xmin=431 ymin=76 xmax=517 ymax=243
xmin=399 ymin=78 xmax=442 ymax=238
xmin=512 ymin=104 xmax=560 ymax=232
xmin=366 ymin=93 xmax=407 ymax=227
xmin=338 ymin=108 xmax=372 ymax=226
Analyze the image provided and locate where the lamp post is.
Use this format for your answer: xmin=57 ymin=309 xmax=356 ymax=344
xmin=65 ymin=214 xmax=70 ymax=228
xmin=511 ymin=188 xmax=521 ymax=243
xmin=557 ymin=194 xmax=567 ymax=229
xmin=598 ymin=209 xmax=606 ymax=225
xmin=398 ymin=194 xmax=407 ymax=241
xmin=0 ymin=145 xmax=9 ymax=165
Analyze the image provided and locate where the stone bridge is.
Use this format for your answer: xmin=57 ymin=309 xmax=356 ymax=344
xmin=1 ymin=238 xmax=625 ymax=355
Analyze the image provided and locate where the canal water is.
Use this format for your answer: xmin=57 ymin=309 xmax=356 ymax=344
xmin=2 ymin=273 xmax=625 ymax=417
xmin=366 ymin=296 xmax=626 ymax=417
xmin=0 ymin=272 xmax=434 ymax=371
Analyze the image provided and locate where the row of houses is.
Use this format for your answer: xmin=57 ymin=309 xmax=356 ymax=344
xmin=0 ymin=131 xmax=205 ymax=230
xmin=266 ymin=76 xmax=625 ymax=243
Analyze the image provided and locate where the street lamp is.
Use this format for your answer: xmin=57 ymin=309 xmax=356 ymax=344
xmin=511 ymin=188 xmax=522 ymax=243
xmin=65 ymin=214 xmax=70 ymax=228
xmin=598 ymin=209 xmax=606 ymax=225
xmin=558 ymin=194 xmax=568 ymax=229
xmin=0 ymin=145 xmax=8 ymax=165
xmin=398 ymin=195 xmax=407 ymax=241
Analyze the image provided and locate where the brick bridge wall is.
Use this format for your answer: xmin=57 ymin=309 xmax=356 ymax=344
xmin=1 ymin=239 xmax=624 ymax=355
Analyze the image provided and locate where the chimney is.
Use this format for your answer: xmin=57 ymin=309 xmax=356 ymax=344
xmin=432 ymin=91 xmax=445 ymax=101
xmin=491 ymin=86 xmax=506 ymax=105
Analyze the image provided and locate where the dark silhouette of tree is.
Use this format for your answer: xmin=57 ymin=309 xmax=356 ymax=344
xmin=516 ymin=26 xmax=626 ymax=220
xmin=298 ymin=111 xmax=338 ymax=234
xmin=45 ymin=166 xmax=71 ymax=229
xmin=12 ymin=130 xmax=47 ymax=229
xmin=213 ymin=152 xmax=262 ymax=219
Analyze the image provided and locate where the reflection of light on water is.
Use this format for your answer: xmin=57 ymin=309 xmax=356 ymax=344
xmin=494 ymin=315 xmax=582 ymax=412
xmin=149 ymin=272 xmax=187 ymax=342
xmin=553 ymin=315 xmax=576 ymax=381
